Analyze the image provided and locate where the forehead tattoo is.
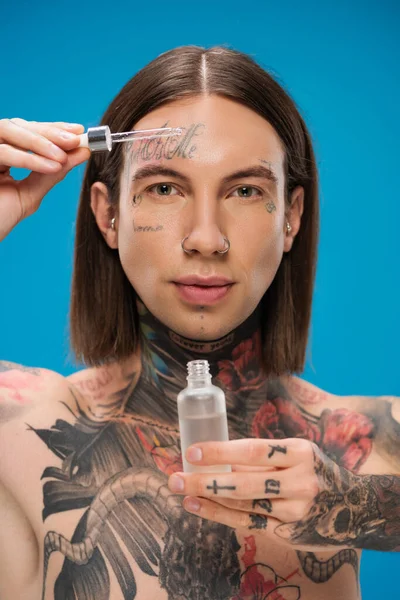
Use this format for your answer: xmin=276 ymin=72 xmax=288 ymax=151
xmin=123 ymin=122 xmax=205 ymax=196
xmin=129 ymin=122 xmax=205 ymax=164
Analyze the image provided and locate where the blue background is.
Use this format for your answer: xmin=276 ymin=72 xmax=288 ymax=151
xmin=0 ymin=0 xmax=399 ymax=595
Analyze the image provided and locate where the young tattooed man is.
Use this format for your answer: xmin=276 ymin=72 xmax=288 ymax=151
xmin=0 ymin=46 xmax=399 ymax=600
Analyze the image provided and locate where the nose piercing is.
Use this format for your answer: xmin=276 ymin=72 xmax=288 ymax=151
xmin=181 ymin=236 xmax=195 ymax=254
xmin=181 ymin=236 xmax=230 ymax=255
xmin=217 ymin=237 xmax=230 ymax=254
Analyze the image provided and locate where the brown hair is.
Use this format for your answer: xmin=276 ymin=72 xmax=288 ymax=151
xmin=70 ymin=45 xmax=319 ymax=376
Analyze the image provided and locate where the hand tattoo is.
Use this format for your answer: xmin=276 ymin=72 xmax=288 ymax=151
xmin=268 ymin=444 xmax=287 ymax=458
xmin=265 ymin=479 xmax=280 ymax=495
xmin=252 ymin=499 xmax=273 ymax=513
xmin=249 ymin=513 xmax=268 ymax=530
xmin=206 ymin=480 xmax=237 ymax=495
xmin=277 ymin=446 xmax=400 ymax=551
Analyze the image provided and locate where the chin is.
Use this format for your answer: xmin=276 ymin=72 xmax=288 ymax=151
xmin=159 ymin=308 xmax=241 ymax=342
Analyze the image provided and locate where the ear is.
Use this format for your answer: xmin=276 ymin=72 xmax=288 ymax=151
xmin=90 ymin=182 xmax=118 ymax=249
xmin=283 ymin=185 xmax=304 ymax=253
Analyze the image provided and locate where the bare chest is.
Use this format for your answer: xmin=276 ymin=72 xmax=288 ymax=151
xmin=27 ymin=400 xmax=365 ymax=600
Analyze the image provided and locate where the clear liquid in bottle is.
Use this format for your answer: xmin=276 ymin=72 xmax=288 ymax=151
xmin=178 ymin=360 xmax=231 ymax=473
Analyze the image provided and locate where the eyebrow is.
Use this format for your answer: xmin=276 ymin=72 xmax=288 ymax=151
xmin=131 ymin=164 xmax=279 ymax=186
xmin=132 ymin=165 xmax=191 ymax=185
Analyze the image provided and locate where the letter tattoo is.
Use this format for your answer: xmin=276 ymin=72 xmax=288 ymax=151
xmin=130 ymin=122 xmax=205 ymax=163
xmin=265 ymin=479 xmax=280 ymax=495
xmin=249 ymin=513 xmax=268 ymax=530
xmin=133 ymin=223 xmax=163 ymax=232
xmin=252 ymin=499 xmax=273 ymax=513
xmin=268 ymin=444 xmax=287 ymax=459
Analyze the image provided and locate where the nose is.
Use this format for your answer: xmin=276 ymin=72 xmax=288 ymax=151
xmin=182 ymin=195 xmax=227 ymax=257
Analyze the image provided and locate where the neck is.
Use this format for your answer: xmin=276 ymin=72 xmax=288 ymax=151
xmin=137 ymin=300 xmax=265 ymax=402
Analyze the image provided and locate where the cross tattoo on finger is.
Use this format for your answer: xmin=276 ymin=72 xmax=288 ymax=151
xmin=206 ymin=480 xmax=237 ymax=494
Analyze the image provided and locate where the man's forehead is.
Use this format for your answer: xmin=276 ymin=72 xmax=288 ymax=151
xmin=124 ymin=121 xmax=283 ymax=174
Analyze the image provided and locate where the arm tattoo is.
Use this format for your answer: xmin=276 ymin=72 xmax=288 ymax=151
xmin=277 ymin=446 xmax=400 ymax=551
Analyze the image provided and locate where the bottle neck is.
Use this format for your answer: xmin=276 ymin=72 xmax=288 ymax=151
xmin=187 ymin=375 xmax=212 ymax=388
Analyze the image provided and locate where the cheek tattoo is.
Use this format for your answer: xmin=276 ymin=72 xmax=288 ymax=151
xmin=265 ymin=201 xmax=276 ymax=213
xmin=132 ymin=195 xmax=163 ymax=232
xmin=133 ymin=224 xmax=163 ymax=232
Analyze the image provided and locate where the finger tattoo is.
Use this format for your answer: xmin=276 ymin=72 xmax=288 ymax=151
xmin=249 ymin=513 xmax=268 ymax=530
xmin=265 ymin=479 xmax=281 ymax=494
xmin=252 ymin=499 xmax=273 ymax=513
xmin=206 ymin=480 xmax=237 ymax=495
xmin=268 ymin=444 xmax=287 ymax=459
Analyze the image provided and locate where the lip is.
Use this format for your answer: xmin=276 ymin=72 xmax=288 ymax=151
xmin=174 ymin=275 xmax=233 ymax=286
xmin=173 ymin=282 xmax=234 ymax=305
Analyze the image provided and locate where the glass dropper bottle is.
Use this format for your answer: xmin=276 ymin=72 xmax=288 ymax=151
xmin=177 ymin=360 xmax=231 ymax=474
xmin=78 ymin=125 xmax=182 ymax=152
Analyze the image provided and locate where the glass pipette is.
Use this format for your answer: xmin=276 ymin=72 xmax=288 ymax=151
xmin=79 ymin=125 xmax=182 ymax=152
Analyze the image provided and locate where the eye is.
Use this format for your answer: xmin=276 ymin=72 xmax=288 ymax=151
xmin=231 ymin=186 xmax=263 ymax=199
xmin=147 ymin=183 xmax=181 ymax=196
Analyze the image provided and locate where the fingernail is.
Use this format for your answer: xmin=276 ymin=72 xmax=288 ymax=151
xmin=184 ymin=497 xmax=201 ymax=512
xmin=49 ymin=144 xmax=66 ymax=161
xmin=59 ymin=131 xmax=76 ymax=141
xmin=65 ymin=123 xmax=82 ymax=130
xmin=169 ymin=475 xmax=185 ymax=492
xmin=187 ymin=447 xmax=202 ymax=462
xmin=43 ymin=159 xmax=62 ymax=169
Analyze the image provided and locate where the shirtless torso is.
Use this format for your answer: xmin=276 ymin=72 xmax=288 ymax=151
xmin=1 ymin=354 xmax=398 ymax=600
xmin=1 ymin=89 xmax=399 ymax=600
